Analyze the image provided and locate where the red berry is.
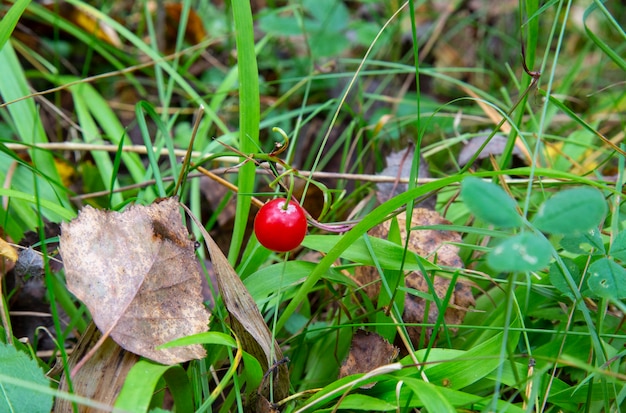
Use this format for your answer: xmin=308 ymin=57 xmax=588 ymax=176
xmin=254 ymin=198 xmax=307 ymax=252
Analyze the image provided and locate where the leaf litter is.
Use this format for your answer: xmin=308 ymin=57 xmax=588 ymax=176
xmin=60 ymin=197 xmax=210 ymax=365
xmin=339 ymin=329 xmax=399 ymax=388
xmin=356 ymin=149 xmax=474 ymax=347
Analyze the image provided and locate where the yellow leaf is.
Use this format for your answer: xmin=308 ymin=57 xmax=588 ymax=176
xmin=0 ymin=237 xmax=18 ymax=262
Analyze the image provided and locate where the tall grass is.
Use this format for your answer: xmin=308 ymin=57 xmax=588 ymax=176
xmin=0 ymin=0 xmax=624 ymax=411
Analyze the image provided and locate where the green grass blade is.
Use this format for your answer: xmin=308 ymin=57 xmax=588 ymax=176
xmin=0 ymin=0 xmax=31 ymax=52
xmin=114 ymin=360 xmax=193 ymax=413
xmin=62 ymin=0 xmax=228 ymax=134
xmin=0 ymin=43 xmax=72 ymax=220
xmin=583 ymin=2 xmax=626 ymax=71
xmin=228 ymin=0 xmax=260 ymax=263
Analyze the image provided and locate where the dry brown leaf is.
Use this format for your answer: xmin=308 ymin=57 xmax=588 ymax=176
xmin=339 ymin=330 xmax=399 ymax=389
xmin=59 ymin=197 xmax=210 ymax=365
xmin=55 ymin=322 xmax=139 ymax=413
xmin=458 ymin=133 xmax=525 ymax=167
xmin=376 ymin=148 xmax=432 ymax=207
xmin=355 ymin=208 xmax=474 ymax=347
xmin=459 ymin=85 xmax=531 ymax=163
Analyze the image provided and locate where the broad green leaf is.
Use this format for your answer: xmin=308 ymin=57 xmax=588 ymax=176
xmin=487 ymin=233 xmax=552 ymax=272
xmin=532 ymin=187 xmax=607 ymax=235
xmin=549 ymin=258 xmax=582 ymax=296
xmin=609 ymin=230 xmax=626 ymax=262
xmin=402 ymin=378 xmax=456 ymax=413
xmin=560 ymin=227 xmax=605 ymax=255
xmin=302 ymin=234 xmax=437 ymax=272
xmin=423 ymin=326 xmax=520 ymax=389
xmin=230 ymin=0 xmax=260 ymax=263
xmin=0 ymin=342 xmax=53 ymax=413
xmin=115 ymin=360 xmax=193 ymax=413
xmin=244 ymin=261 xmax=351 ymax=305
xmin=241 ymin=351 xmax=264 ymax=395
xmin=158 ymin=332 xmax=236 ymax=350
xmin=461 ymin=177 xmax=522 ymax=228
xmin=587 ymin=258 xmax=626 ymax=300
xmin=336 ymin=394 xmax=397 ymax=411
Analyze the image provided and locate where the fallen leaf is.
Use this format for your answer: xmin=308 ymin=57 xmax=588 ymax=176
xmin=59 ymin=197 xmax=210 ymax=365
xmin=164 ymin=3 xmax=207 ymax=46
xmin=14 ymin=247 xmax=44 ymax=280
xmin=458 ymin=133 xmax=525 ymax=167
xmin=376 ymin=148 xmax=433 ymax=208
xmin=355 ymin=208 xmax=474 ymax=346
xmin=55 ymin=322 xmax=139 ymax=413
xmin=339 ymin=330 xmax=399 ymax=388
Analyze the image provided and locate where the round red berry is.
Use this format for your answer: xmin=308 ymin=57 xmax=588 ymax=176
xmin=254 ymin=198 xmax=307 ymax=252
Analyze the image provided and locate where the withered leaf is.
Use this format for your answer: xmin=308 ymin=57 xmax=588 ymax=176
xmin=59 ymin=197 xmax=210 ymax=365
xmin=339 ymin=330 xmax=399 ymax=389
xmin=14 ymin=247 xmax=44 ymax=279
xmin=55 ymin=322 xmax=139 ymax=413
xmin=376 ymin=148 xmax=434 ymax=208
xmin=458 ymin=133 xmax=524 ymax=167
xmin=355 ymin=208 xmax=474 ymax=347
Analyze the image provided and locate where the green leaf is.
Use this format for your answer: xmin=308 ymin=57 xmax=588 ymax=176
xmin=402 ymin=378 xmax=456 ymax=413
xmin=0 ymin=0 xmax=31 ymax=52
xmin=158 ymin=331 xmax=236 ymax=350
xmin=337 ymin=394 xmax=397 ymax=411
xmin=229 ymin=0 xmax=260 ymax=263
xmin=0 ymin=342 xmax=53 ymax=413
xmin=609 ymin=230 xmax=626 ymax=262
xmin=532 ymin=187 xmax=607 ymax=235
xmin=241 ymin=351 xmax=264 ymax=395
xmin=302 ymin=234 xmax=437 ymax=272
xmin=560 ymin=227 xmax=605 ymax=255
xmin=587 ymin=258 xmax=626 ymax=300
xmin=461 ymin=177 xmax=522 ymax=228
xmin=114 ymin=360 xmax=193 ymax=413
xmin=424 ymin=324 xmax=519 ymax=389
xmin=549 ymin=258 xmax=582 ymax=296
xmin=487 ymin=233 xmax=552 ymax=272
xmin=244 ymin=261 xmax=352 ymax=306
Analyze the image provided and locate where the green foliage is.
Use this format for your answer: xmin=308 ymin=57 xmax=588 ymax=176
xmin=587 ymin=257 xmax=626 ymax=300
xmin=532 ymin=187 xmax=608 ymax=235
xmin=1 ymin=0 xmax=625 ymax=411
xmin=460 ymin=177 xmax=523 ymax=228
xmin=115 ymin=361 xmax=194 ymax=412
xmin=487 ymin=232 xmax=553 ymax=272
xmin=0 ymin=342 xmax=53 ymax=413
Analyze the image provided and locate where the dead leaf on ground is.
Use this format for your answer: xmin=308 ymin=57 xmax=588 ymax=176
xmin=55 ymin=322 xmax=139 ymax=413
xmin=458 ymin=133 xmax=525 ymax=167
xmin=339 ymin=329 xmax=399 ymax=388
xmin=354 ymin=208 xmax=474 ymax=347
xmin=59 ymin=197 xmax=210 ymax=365
xmin=14 ymin=247 xmax=44 ymax=280
xmin=376 ymin=148 xmax=434 ymax=208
